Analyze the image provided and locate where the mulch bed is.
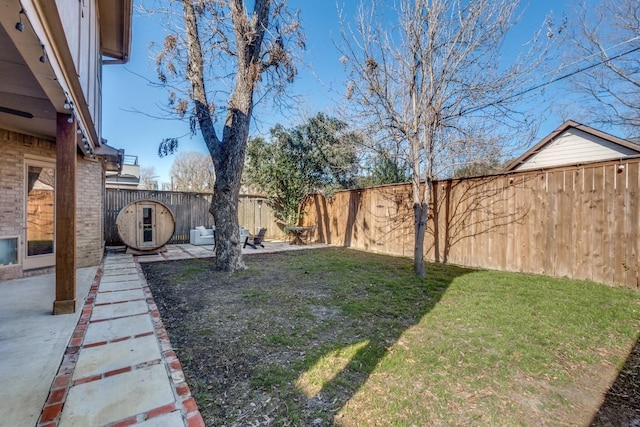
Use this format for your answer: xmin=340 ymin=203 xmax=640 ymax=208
xmin=590 ymin=336 xmax=640 ymax=426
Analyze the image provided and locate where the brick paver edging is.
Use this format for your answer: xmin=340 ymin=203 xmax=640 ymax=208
xmin=135 ymin=258 xmax=205 ymax=427
xmin=36 ymin=256 xmax=205 ymax=427
xmin=36 ymin=266 xmax=103 ymax=427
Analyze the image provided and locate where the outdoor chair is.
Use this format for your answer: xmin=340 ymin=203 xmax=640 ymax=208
xmin=303 ymin=225 xmax=317 ymax=243
xmin=243 ymin=227 xmax=267 ymax=249
xmin=190 ymin=226 xmax=215 ymax=246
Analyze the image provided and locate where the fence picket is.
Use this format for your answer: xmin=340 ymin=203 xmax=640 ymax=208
xmin=302 ymin=158 xmax=640 ymax=288
xmin=105 ymin=190 xmax=281 ymax=245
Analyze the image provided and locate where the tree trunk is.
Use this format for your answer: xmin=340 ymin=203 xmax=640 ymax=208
xmin=180 ymin=0 xmax=265 ymax=272
xmin=410 ymin=126 xmax=429 ymax=276
xmin=412 ymin=176 xmax=431 ymax=277
xmin=211 ymin=100 xmax=253 ymax=271
xmin=211 ymin=180 xmax=245 ymax=271
xmin=413 ymin=201 xmax=428 ymax=277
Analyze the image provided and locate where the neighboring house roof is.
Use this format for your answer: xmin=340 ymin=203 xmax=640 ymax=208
xmin=505 ymin=120 xmax=640 ymax=172
xmin=105 ymin=176 xmax=140 ymax=189
xmin=95 ymin=142 xmax=124 ymax=173
xmin=105 ymin=172 xmax=140 ymax=189
xmin=105 ymin=159 xmax=140 ymax=189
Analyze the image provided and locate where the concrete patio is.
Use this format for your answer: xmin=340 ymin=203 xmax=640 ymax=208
xmin=0 ymin=241 xmax=327 ymax=426
xmin=133 ymin=239 xmax=327 ymax=264
xmin=0 ymin=266 xmax=96 ymax=426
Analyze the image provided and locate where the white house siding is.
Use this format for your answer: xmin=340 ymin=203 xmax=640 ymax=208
xmin=55 ymin=0 xmax=102 ymax=135
xmin=55 ymin=0 xmax=80 ymax=66
xmin=515 ymin=128 xmax=638 ymax=171
xmin=89 ymin=4 xmax=101 ymax=139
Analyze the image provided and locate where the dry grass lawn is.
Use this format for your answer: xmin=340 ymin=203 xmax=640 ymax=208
xmin=142 ymin=248 xmax=640 ymax=426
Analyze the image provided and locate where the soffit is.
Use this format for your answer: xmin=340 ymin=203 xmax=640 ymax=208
xmin=0 ymin=14 xmax=57 ymax=139
xmin=98 ymin=0 xmax=133 ymax=63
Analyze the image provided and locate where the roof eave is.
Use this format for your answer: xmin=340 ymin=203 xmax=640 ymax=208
xmin=98 ymin=0 xmax=133 ymax=64
xmin=505 ymin=120 xmax=640 ymax=171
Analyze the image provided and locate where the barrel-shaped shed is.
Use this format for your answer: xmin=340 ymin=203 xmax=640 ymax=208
xmin=116 ymin=199 xmax=175 ymax=251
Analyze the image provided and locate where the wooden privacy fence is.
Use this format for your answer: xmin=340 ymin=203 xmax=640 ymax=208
xmin=105 ymin=189 xmax=282 ymax=245
xmin=303 ymin=157 xmax=640 ymax=288
xmin=237 ymin=196 xmax=282 ymax=237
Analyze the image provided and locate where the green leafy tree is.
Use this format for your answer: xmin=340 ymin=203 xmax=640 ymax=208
xmin=367 ymin=156 xmax=411 ymax=186
xmin=245 ymin=113 xmax=360 ymax=225
xmin=452 ymin=160 xmax=502 ymax=179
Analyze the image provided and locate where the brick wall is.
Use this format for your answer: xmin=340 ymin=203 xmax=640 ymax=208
xmin=76 ymin=157 xmax=105 ymax=267
xmin=0 ymin=128 xmax=105 ymax=281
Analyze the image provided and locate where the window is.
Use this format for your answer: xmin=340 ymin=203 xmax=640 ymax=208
xmin=24 ymin=160 xmax=55 ymax=269
xmin=0 ymin=237 xmax=18 ymax=267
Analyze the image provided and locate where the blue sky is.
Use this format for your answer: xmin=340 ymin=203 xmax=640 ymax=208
xmin=102 ymin=0 xmax=585 ymax=185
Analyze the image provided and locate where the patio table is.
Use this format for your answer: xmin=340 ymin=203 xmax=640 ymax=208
xmin=285 ymin=226 xmax=310 ymax=245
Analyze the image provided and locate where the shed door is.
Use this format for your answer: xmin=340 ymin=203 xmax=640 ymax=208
xmin=138 ymin=204 xmax=156 ymax=247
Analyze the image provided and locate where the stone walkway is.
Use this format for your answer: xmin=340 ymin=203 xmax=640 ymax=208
xmin=36 ymin=252 xmax=204 ymax=426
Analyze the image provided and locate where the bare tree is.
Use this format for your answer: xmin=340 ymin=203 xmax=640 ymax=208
xmin=339 ymin=0 xmax=555 ymax=276
xmin=568 ymin=0 xmax=640 ymax=135
xmin=150 ymin=0 xmax=304 ymax=271
xmin=139 ymin=166 xmax=159 ymax=190
xmin=169 ymin=151 xmax=215 ymax=193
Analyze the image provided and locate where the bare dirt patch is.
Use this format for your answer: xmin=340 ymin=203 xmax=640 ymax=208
xmin=142 ymin=248 xmax=444 ymax=426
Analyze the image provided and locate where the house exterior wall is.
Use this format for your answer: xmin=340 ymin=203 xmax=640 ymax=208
xmin=515 ymin=128 xmax=638 ymax=171
xmin=106 ymin=163 xmax=141 ymax=190
xmin=0 ymin=128 xmax=104 ymax=281
xmin=76 ymin=154 xmax=105 ymax=268
xmin=54 ymin=0 xmax=102 ymax=137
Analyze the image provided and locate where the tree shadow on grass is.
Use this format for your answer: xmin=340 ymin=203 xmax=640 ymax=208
xmin=142 ymin=247 xmax=475 ymax=425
